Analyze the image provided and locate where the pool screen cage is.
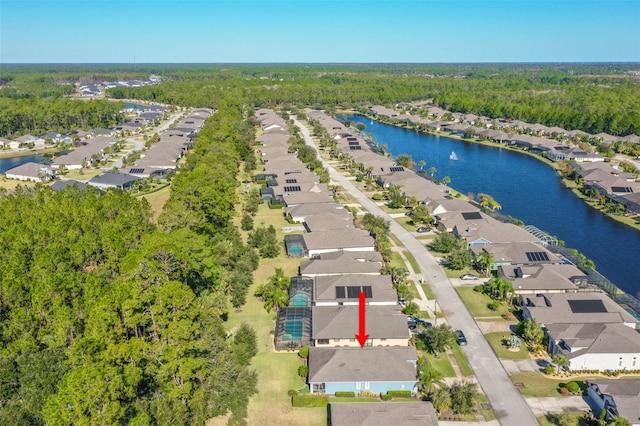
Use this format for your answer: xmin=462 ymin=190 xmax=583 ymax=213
xmin=274 ymin=307 xmax=312 ymax=351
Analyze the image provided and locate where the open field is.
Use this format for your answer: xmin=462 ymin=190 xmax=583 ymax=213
xmin=139 ymin=185 xmax=171 ymax=223
xmin=0 ymin=178 xmax=36 ymax=190
xmin=224 ymin=198 xmax=326 ymax=425
xmin=456 ymin=286 xmax=512 ymax=318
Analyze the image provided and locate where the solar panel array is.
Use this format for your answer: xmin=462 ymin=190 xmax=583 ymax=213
xmin=129 ymin=168 xmax=145 ymax=174
xmin=335 ymin=285 xmax=373 ymax=299
xmin=611 ymin=186 xmax=633 ymax=193
xmin=462 ymin=211 xmax=482 ymax=220
xmin=349 ymin=146 xmax=362 ymax=150
xmin=526 ymin=251 xmax=550 ymax=262
xmin=389 ymin=166 xmax=405 ymax=172
xmin=348 ymin=141 xmax=360 ymax=146
xmin=285 ymin=178 xmax=298 ymax=184
xmin=284 ymin=185 xmax=301 ymax=192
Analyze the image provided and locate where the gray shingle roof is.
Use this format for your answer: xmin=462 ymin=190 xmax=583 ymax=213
xmin=308 ymin=346 xmax=417 ymax=383
xmin=312 ymin=305 xmax=409 ymax=340
xmin=330 ymin=402 xmax=438 ymax=426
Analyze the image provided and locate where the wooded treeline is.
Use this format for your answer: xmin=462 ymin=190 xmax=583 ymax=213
xmin=106 ymin=64 xmax=640 ymax=136
xmin=0 ymin=99 xmax=259 ymax=425
xmin=0 ymin=98 xmax=124 ymax=138
xmin=2 ymin=64 xmax=639 ymax=137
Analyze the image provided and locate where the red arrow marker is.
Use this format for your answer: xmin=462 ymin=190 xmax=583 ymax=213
xmin=355 ymin=291 xmax=369 ymax=347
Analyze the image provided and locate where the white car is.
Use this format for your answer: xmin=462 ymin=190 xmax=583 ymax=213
xmin=459 ymin=274 xmax=478 ymax=280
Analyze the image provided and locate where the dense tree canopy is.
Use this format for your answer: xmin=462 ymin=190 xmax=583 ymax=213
xmin=0 ymin=96 xmax=260 ymax=425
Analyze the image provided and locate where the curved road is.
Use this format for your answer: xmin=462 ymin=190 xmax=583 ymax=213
xmin=293 ymin=117 xmax=539 ymax=426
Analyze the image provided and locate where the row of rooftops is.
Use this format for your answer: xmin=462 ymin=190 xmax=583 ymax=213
xmin=373 ymin=103 xmax=640 ymax=145
xmin=3 ymin=107 xmax=214 ymax=187
xmin=77 ymin=76 xmax=161 ymax=97
xmin=256 ymin=109 xmax=422 ymax=409
xmin=574 ymin=161 xmax=640 ymax=214
xmin=307 ymin=108 xmax=640 ymax=374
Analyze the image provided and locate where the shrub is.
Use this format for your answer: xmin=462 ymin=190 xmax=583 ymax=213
xmin=488 ymin=301 xmax=501 ymax=311
xmin=335 ymin=391 xmax=356 ymax=398
xmin=358 ymin=390 xmax=377 ymax=398
xmin=544 ymin=366 xmax=555 ymax=375
xmin=380 ymin=393 xmax=393 ymax=401
xmin=297 ymin=365 xmax=308 ymax=378
xmin=565 ymin=381 xmax=580 ymax=394
xmin=558 ymin=387 xmax=570 ymax=396
xmin=387 ymin=390 xmax=412 ymax=398
xmin=371 ymin=193 xmax=383 ymax=201
xmin=287 ymin=389 xmax=298 ymax=397
xmin=291 ymin=394 xmax=329 ymax=407
xmin=298 ymin=345 xmax=309 ymax=359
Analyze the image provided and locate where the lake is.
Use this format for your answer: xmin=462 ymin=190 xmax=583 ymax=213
xmin=344 ymin=115 xmax=640 ymax=299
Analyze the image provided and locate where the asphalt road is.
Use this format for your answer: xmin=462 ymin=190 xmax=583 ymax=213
xmin=293 ymin=117 xmax=540 ymax=426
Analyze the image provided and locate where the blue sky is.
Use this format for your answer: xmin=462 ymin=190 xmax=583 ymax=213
xmin=1 ymin=1 xmax=639 ymax=63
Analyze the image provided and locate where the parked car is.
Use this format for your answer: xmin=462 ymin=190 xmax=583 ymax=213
xmin=416 ymin=227 xmax=431 ymax=233
xmin=459 ymin=274 xmax=478 ymax=280
xmin=407 ymin=316 xmax=432 ymax=329
xmin=456 ymin=330 xmax=467 ymax=345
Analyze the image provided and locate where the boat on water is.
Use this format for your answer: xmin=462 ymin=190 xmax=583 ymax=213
xmin=449 ymin=151 xmax=458 ymax=160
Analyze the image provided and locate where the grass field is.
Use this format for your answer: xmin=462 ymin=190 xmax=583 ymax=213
xmin=422 ymin=351 xmax=456 ymax=377
xmin=450 ymin=344 xmax=474 ymax=377
xmin=223 ymin=200 xmax=326 ymax=426
xmin=538 ymin=413 xmax=586 ymax=426
xmin=64 ymin=168 xmax=103 ymax=180
xmin=0 ymin=178 xmax=36 ymax=190
xmin=456 ymin=286 xmax=512 ymax=318
xmin=139 ymin=185 xmax=171 ymax=223
xmin=484 ymin=332 xmax=530 ymax=360
xmin=403 ymin=251 xmax=421 ymax=274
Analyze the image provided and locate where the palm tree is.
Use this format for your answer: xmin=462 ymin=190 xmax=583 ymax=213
xmin=442 ymin=176 xmax=451 ymax=186
xmin=417 ymin=359 xmax=445 ymax=398
xmin=429 ymin=166 xmax=436 ymax=177
xmin=475 ymin=250 xmax=494 ymax=277
xmin=418 ymin=160 xmax=426 ymax=170
xmin=430 ymin=387 xmax=451 ymax=413
xmin=552 ymin=353 xmax=569 ymax=374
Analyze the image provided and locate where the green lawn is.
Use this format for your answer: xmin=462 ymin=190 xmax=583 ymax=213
xmin=403 ymin=251 xmax=421 ymax=274
xmin=538 ymin=413 xmax=587 ymax=426
xmin=223 ymin=195 xmax=326 ymax=425
xmin=484 ymin=332 xmax=530 ymax=360
xmin=450 ymin=344 xmax=474 ymax=377
xmin=389 ymin=251 xmax=407 ymax=270
xmin=421 ymin=284 xmax=435 ymax=300
xmin=138 ymin=185 xmax=171 ymax=223
xmin=510 ymin=372 xmax=584 ymax=398
xmin=64 ymin=168 xmax=103 ymax=180
xmin=456 ymin=286 xmax=512 ymax=318
xmin=422 ymin=351 xmax=456 ymax=377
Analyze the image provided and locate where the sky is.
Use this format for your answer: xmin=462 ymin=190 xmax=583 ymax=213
xmin=1 ymin=0 xmax=639 ymax=63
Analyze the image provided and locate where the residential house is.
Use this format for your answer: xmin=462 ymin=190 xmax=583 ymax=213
xmin=498 ymin=263 xmax=585 ymax=294
xmin=522 ymin=292 xmax=638 ymax=329
xmin=329 ymin=402 xmax=438 ymax=426
xmin=15 ymin=134 xmax=45 ymax=148
xmin=308 ymin=346 xmax=418 ymax=395
xmin=285 ymin=203 xmax=349 ymax=223
xmin=313 ymin=274 xmax=397 ymax=306
xmin=303 ymin=212 xmax=354 ymax=232
xmin=88 ymin=172 xmax=140 ymax=190
xmin=302 ymin=228 xmax=376 ymax=257
xmin=586 ymin=380 xmax=640 ymax=425
xmin=547 ymin=322 xmax=640 ymax=371
xmin=4 ymin=162 xmax=54 ymax=182
xmin=312 ymin=305 xmax=410 ymax=347
xmin=470 ymin=241 xmax=562 ymax=270
xmin=299 ymin=252 xmax=382 ymax=277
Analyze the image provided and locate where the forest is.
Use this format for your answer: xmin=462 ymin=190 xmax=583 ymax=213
xmin=0 ymin=99 xmax=260 ymax=425
xmin=2 ymin=64 xmax=639 ymax=138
